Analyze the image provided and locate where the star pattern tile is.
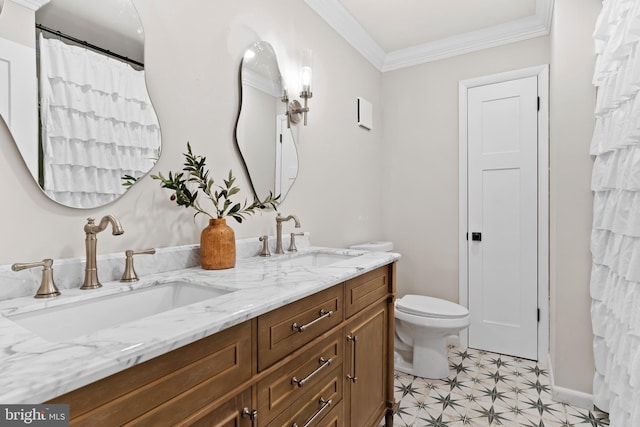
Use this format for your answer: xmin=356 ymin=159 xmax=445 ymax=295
xmin=384 ymin=347 xmax=610 ymax=427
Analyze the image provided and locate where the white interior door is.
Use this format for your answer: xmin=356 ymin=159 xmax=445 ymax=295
xmin=467 ymin=76 xmax=538 ymax=360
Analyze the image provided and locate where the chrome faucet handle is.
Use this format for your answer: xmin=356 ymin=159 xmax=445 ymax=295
xmin=288 ymin=232 xmax=304 ymax=252
xmin=12 ymin=258 xmax=61 ymax=299
xmin=259 ymin=236 xmax=271 ymax=257
xmin=121 ymin=248 xmax=156 ymax=282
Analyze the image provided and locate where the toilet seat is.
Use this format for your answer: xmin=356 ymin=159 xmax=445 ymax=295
xmin=396 ymin=295 xmax=468 ymax=319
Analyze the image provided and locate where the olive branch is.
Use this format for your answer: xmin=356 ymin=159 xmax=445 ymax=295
xmin=151 ymin=143 xmax=279 ymax=222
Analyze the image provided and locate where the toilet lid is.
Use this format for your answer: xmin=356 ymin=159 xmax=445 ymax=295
xmin=396 ymin=295 xmax=469 ymax=319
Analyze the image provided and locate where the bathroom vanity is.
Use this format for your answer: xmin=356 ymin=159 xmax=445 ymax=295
xmin=0 ymin=241 xmax=400 ymax=427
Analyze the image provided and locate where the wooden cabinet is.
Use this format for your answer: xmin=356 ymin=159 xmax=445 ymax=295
xmin=344 ymin=300 xmax=389 ymax=427
xmin=257 ymin=329 xmax=344 ymax=425
xmin=344 ymin=266 xmax=390 ymax=318
xmin=179 ymin=388 xmax=254 ymax=427
xmin=48 ymin=321 xmax=253 ymax=426
xmin=257 ymin=285 xmax=343 ymax=371
xmin=266 ymin=364 xmax=343 ymax=427
xmin=47 ymin=263 xmax=396 ymax=427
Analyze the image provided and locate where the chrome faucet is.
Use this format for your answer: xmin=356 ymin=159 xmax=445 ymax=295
xmin=81 ymin=215 xmax=124 ymax=290
xmin=275 ymin=213 xmax=301 ymax=254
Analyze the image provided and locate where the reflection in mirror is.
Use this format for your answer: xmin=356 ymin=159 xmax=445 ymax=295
xmin=235 ymin=41 xmax=299 ymax=203
xmin=25 ymin=0 xmax=159 ymax=209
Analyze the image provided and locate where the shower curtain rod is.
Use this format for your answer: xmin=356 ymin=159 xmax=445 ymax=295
xmin=35 ymin=23 xmax=144 ymax=68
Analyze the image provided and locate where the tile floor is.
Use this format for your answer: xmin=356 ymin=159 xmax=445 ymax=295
xmin=388 ymin=347 xmax=610 ymax=427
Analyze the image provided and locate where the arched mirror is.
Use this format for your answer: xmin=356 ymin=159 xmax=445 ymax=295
xmin=235 ymin=41 xmax=298 ymax=202
xmin=8 ymin=0 xmax=160 ymax=209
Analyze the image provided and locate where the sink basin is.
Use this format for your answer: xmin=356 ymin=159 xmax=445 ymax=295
xmin=6 ymin=282 xmax=231 ymax=342
xmin=277 ymin=252 xmax=360 ymax=267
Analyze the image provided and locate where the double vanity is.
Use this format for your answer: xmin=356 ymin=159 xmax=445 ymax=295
xmin=0 ymin=237 xmax=400 ymax=426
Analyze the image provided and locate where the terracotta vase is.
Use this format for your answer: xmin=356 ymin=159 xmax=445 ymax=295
xmin=200 ymin=218 xmax=236 ymax=270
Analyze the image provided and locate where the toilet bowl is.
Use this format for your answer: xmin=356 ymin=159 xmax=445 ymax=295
xmin=394 ymin=295 xmax=469 ymax=379
xmin=349 ymin=241 xmax=470 ymax=379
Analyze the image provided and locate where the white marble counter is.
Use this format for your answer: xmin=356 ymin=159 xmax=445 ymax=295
xmin=0 ymin=243 xmax=400 ymax=403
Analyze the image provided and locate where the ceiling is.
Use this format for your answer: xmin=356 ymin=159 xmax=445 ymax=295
xmin=304 ymin=0 xmax=554 ymax=72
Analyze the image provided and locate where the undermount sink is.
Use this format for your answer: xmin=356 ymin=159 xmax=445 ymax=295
xmin=276 ymin=252 xmax=361 ymax=267
xmin=6 ymin=282 xmax=231 ymax=342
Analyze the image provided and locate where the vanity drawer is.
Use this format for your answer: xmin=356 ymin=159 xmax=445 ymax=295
xmin=314 ymin=399 xmax=344 ymax=427
xmin=265 ymin=363 xmax=343 ymax=427
xmin=48 ymin=321 xmax=252 ymax=426
xmin=257 ymin=329 xmax=344 ymax=424
xmin=258 ymin=285 xmax=343 ymax=371
xmin=344 ymin=266 xmax=390 ymax=318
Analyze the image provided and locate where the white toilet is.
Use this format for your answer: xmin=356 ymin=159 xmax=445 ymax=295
xmin=350 ymin=241 xmax=470 ymax=379
xmin=394 ymin=294 xmax=469 ymax=378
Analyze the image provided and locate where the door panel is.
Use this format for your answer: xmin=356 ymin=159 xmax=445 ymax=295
xmin=467 ymin=76 xmax=538 ymax=360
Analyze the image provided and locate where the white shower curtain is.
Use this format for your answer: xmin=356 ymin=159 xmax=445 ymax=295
xmin=591 ymin=0 xmax=640 ymax=425
xmin=39 ymin=35 xmax=160 ymax=208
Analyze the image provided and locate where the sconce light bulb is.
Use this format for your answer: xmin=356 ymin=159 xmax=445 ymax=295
xmin=301 ymin=66 xmax=313 ymax=90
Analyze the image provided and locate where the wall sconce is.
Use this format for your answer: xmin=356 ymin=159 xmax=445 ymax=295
xmin=283 ymin=48 xmax=313 ymax=127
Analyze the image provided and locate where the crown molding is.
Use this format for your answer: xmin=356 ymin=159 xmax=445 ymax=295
xmin=8 ymin=0 xmax=50 ymax=11
xmin=382 ymin=14 xmax=551 ymax=72
xmin=303 ymin=0 xmax=386 ymax=70
xmin=304 ymin=0 xmax=554 ymax=72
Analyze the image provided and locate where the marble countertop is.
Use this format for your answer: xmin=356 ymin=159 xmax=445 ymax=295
xmin=0 ymin=246 xmax=400 ymax=404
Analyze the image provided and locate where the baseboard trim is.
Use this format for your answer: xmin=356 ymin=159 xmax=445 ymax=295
xmin=547 ymin=354 xmax=594 ymax=409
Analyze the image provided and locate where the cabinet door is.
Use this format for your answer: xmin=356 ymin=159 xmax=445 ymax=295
xmin=344 ymin=266 xmax=390 ymax=318
xmin=345 ymin=300 xmax=388 ymax=427
xmin=180 ymin=388 xmax=254 ymax=427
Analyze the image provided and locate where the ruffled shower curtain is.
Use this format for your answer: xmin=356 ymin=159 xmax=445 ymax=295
xmin=591 ymin=0 xmax=640 ymax=425
xmin=39 ymin=35 xmax=160 ymax=208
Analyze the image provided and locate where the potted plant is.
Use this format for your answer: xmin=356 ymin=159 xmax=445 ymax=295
xmin=152 ymin=143 xmax=279 ymax=269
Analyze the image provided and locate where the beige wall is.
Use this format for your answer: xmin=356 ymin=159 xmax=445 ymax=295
xmin=549 ymin=0 xmax=602 ymax=394
xmin=0 ymin=0 xmax=384 ymax=264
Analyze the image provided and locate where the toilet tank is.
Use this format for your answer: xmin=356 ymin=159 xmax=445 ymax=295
xmin=349 ymin=241 xmax=393 ymax=252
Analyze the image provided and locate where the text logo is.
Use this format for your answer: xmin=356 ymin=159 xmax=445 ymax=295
xmin=0 ymin=405 xmax=68 ymax=426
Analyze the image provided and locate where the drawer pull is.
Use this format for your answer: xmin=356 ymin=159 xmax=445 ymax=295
xmin=292 ymin=397 xmax=332 ymax=427
xmin=291 ymin=309 xmax=333 ymax=332
xmin=291 ymin=357 xmax=333 ymax=387
xmin=347 ymin=334 xmax=358 ymax=383
xmin=242 ymin=408 xmax=258 ymax=427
